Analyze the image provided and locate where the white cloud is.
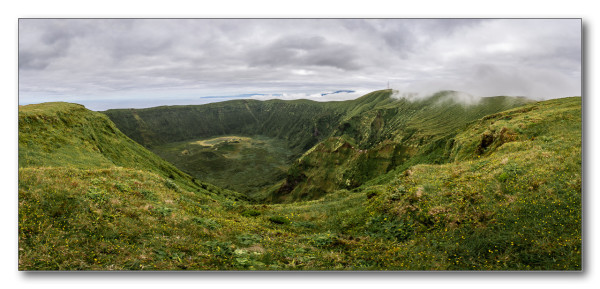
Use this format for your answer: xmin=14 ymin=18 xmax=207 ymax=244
xmin=18 ymin=19 xmax=581 ymax=108
xmin=249 ymin=89 xmax=370 ymax=102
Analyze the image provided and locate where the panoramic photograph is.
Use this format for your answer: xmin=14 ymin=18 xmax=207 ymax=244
xmin=18 ymin=18 xmax=581 ymax=270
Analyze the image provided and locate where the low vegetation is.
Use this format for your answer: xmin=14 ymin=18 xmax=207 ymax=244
xmin=151 ymin=135 xmax=296 ymax=198
xmin=105 ymin=90 xmax=532 ymax=202
xmin=18 ymin=93 xmax=581 ymax=270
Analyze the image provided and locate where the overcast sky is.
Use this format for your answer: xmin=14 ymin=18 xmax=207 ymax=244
xmin=18 ymin=19 xmax=581 ymax=110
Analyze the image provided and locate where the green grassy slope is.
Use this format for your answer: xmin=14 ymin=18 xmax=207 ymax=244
xmin=18 ymin=96 xmax=581 ymax=270
xmin=18 ymin=102 xmax=247 ymax=212
xmin=271 ymin=91 xmax=533 ymax=201
xmin=103 ymin=98 xmax=347 ymax=152
xmin=267 ymin=96 xmax=581 ymax=270
xmin=104 ymin=90 xmax=532 ymax=202
xmin=103 ymin=99 xmax=349 ymax=199
xmin=18 ymin=103 xmax=251 ymax=270
xmin=359 ymin=96 xmax=582 ymax=269
xmin=20 ymin=102 xmax=193 ymax=189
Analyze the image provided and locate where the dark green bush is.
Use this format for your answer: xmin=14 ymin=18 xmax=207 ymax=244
xmin=268 ymin=215 xmax=290 ymax=225
xmin=154 ymin=206 xmax=173 ymax=217
xmin=237 ymin=234 xmax=261 ymax=246
xmin=241 ymin=209 xmax=261 ymax=217
xmin=192 ymin=217 xmax=221 ymax=230
xmin=366 ymin=190 xmax=380 ymax=199
xmin=164 ymin=179 xmax=181 ymax=192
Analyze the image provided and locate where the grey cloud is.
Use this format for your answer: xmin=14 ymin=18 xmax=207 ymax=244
xmin=18 ymin=19 xmax=581 ymax=109
xmin=19 ymin=31 xmax=70 ymax=69
xmin=18 ymin=19 xmax=95 ymax=70
xmin=373 ymin=19 xmax=489 ymax=57
xmin=105 ymin=20 xmax=180 ymax=62
xmin=418 ymin=19 xmax=489 ymax=35
xmin=19 ymin=50 xmax=55 ymax=70
xmin=247 ymin=35 xmax=362 ymax=70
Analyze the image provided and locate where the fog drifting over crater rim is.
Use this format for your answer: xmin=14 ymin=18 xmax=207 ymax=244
xmin=18 ymin=19 xmax=581 ymax=110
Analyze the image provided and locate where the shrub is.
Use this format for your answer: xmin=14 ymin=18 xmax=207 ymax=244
xmin=268 ymin=215 xmax=290 ymax=225
xmin=140 ymin=189 xmax=156 ymax=200
xmin=164 ymin=179 xmax=181 ymax=192
xmin=366 ymin=189 xmax=380 ymax=199
xmin=154 ymin=206 xmax=173 ymax=217
xmin=496 ymin=162 xmax=521 ymax=183
xmin=293 ymin=221 xmax=316 ymax=229
xmin=193 ymin=217 xmax=221 ymax=230
xmin=114 ymin=182 xmax=130 ymax=193
xmin=86 ymin=187 xmax=108 ymax=203
xmin=366 ymin=214 xmax=413 ymax=242
xmin=237 ymin=234 xmax=261 ymax=246
xmin=388 ymin=185 xmax=407 ymax=201
xmin=306 ymin=232 xmax=337 ymax=247
xmin=204 ymin=241 xmax=234 ymax=258
xmin=222 ymin=200 xmax=238 ymax=210
xmin=241 ymin=209 xmax=261 ymax=217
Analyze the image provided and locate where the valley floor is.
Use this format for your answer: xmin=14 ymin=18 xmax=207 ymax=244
xmin=151 ymin=135 xmax=297 ymax=198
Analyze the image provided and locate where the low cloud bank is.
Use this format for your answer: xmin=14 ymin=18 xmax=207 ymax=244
xmin=248 ymin=89 xmax=369 ymax=102
xmin=390 ymin=89 xmax=483 ymax=106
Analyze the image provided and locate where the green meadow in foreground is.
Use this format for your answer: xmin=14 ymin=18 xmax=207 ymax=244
xmin=18 ymin=91 xmax=581 ymax=270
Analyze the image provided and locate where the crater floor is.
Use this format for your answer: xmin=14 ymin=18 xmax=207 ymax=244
xmin=151 ymin=135 xmax=298 ymax=198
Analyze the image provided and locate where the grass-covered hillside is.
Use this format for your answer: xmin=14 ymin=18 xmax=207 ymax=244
xmin=18 ymin=95 xmax=581 ymax=270
xmin=103 ymin=98 xmax=348 ymax=152
xmin=104 ymin=90 xmax=533 ymax=202
xmin=272 ymin=91 xmax=533 ymax=201
xmin=103 ymin=98 xmax=350 ymax=199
